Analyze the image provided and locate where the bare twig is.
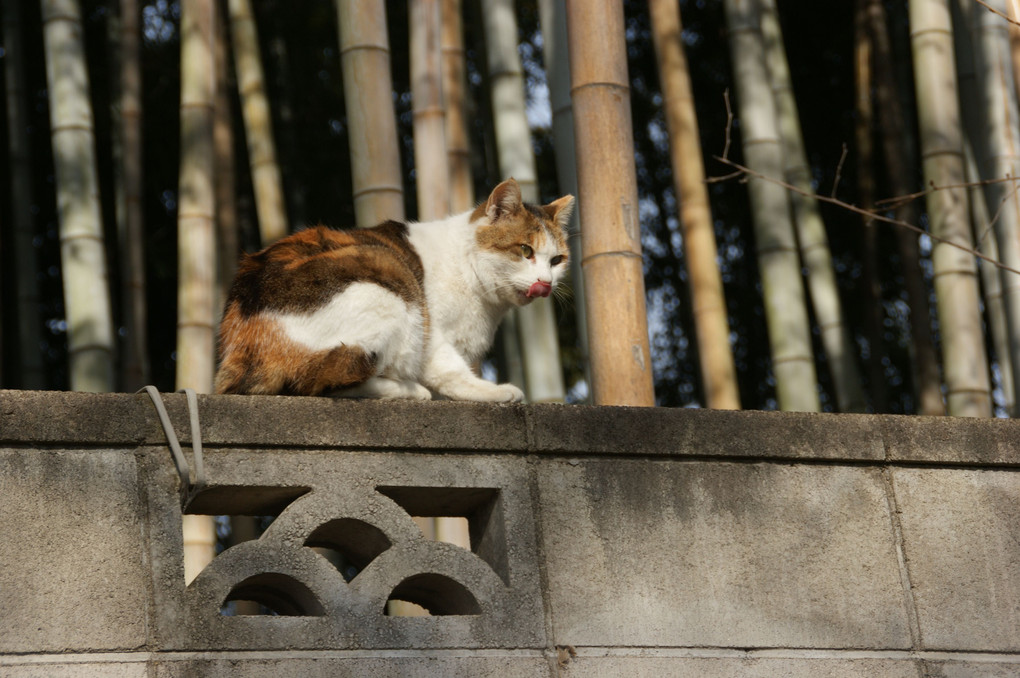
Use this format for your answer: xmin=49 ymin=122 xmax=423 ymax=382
xmin=976 ymin=0 xmax=1020 ymax=27
xmin=874 ymin=174 xmax=1020 ymax=210
xmin=709 ymin=154 xmax=1020 ymax=276
xmin=831 ymin=143 xmax=848 ymax=198
xmin=722 ymin=88 xmax=733 ymax=161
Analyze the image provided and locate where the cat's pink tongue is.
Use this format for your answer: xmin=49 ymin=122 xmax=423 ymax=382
xmin=527 ymin=281 xmax=552 ymax=298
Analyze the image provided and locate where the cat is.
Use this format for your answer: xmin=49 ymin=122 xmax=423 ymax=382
xmin=214 ymin=178 xmax=574 ymax=402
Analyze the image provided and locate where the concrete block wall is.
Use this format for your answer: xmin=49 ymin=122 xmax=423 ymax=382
xmin=1 ymin=389 xmax=1018 ymax=676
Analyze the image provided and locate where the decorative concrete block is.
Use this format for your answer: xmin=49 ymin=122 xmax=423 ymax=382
xmin=892 ymin=469 xmax=1020 ymax=651
xmin=538 ymin=460 xmax=913 ymax=649
xmin=0 ymin=449 xmax=149 ymax=652
xmin=140 ymin=449 xmax=546 ymax=651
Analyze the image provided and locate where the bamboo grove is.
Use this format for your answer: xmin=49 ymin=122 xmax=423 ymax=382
xmin=1 ymin=0 xmax=1019 ymax=418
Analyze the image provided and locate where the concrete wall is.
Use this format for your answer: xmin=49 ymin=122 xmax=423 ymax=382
xmin=1 ymin=389 xmax=1019 ymax=676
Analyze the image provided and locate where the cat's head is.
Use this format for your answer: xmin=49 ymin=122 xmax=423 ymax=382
xmin=472 ymin=178 xmax=574 ymax=307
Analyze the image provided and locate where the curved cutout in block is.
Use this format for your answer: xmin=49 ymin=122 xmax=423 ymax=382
xmin=221 ymin=572 xmax=325 ymax=616
xmin=304 ymin=518 xmax=392 ymax=581
xmin=386 ymin=573 xmax=482 ymax=616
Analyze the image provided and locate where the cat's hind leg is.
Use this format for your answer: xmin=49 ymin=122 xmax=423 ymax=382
xmin=332 ymin=376 xmax=432 ymax=400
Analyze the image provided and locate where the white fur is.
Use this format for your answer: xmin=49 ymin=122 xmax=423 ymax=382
xmin=271 ymin=282 xmax=425 ymax=380
xmin=406 ymin=211 xmax=566 ymax=402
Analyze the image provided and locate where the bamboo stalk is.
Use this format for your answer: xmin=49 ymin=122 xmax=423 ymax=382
xmin=565 ymin=0 xmax=655 ymax=406
xmin=649 ymin=0 xmax=740 ymax=409
xmin=229 ymin=0 xmax=288 ymax=244
xmin=964 ymin=141 xmax=1015 ymax=413
xmin=3 ymin=0 xmax=45 ymax=388
xmin=442 ymin=0 xmax=473 ymax=213
xmin=482 ymin=0 xmax=565 ymax=404
xmin=960 ymin=0 xmax=1020 ymax=416
xmin=759 ymin=0 xmax=867 ymax=413
xmin=723 ymin=0 xmax=819 ymax=412
xmin=1006 ymin=0 xmax=1020 ymax=97
xmin=866 ymin=0 xmax=945 ymax=415
xmin=41 ymin=0 xmax=116 ymax=393
xmin=409 ymin=0 xmax=450 ymax=221
xmin=337 ymin=0 xmax=405 ymax=225
xmin=177 ymin=0 xmax=217 ymax=394
xmin=539 ymin=0 xmax=590 ymax=399
xmin=909 ymin=0 xmax=992 ymax=416
xmin=854 ymin=0 xmax=889 ymax=411
xmin=178 ymin=0 xmax=219 ymax=586
xmin=214 ymin=0 xmax=238 ymax=314
xmin=118 ymin=0 xmax=149 ymax=390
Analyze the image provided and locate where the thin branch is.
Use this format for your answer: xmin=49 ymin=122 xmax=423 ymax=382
xmin=709 ymin=154 xmax=1020 ymax=276
xmin=831 ymin=142 xmax=848 ymax=198
xmin=722 ymin=88 xmax=733 ymax=161
xmin=874 ymin=174 xmax=1020 ymax=210
xmin=976 ymin=0 xmax=1020 ymax=27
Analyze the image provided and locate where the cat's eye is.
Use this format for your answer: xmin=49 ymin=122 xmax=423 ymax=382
xmin=520 ymin=244 xmax=534 ymax=258
xmin=551 ymin=255 xmax=565 ymax=266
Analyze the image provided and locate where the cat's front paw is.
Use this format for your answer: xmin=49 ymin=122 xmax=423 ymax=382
xmin=493 ymin=383 xmax=525 ymax=403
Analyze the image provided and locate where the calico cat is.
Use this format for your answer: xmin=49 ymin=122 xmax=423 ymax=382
xmin=214 ymin=178 xmax=573 ymax=402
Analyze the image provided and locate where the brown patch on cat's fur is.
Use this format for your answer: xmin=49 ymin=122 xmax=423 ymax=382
xmin=214 ymin=311 xmax=377 ymax=396
xmin=214 ymin=221 xmax=425 ymax=395
xmin=473 ymin=178 xmax=573 ymax=260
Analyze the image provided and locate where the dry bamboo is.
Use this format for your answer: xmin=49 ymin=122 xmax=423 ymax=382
xmin=229 ymin=0 xmax=288 ymax=244
xmin=41 ymin=0 xmax=116 ymax=392
xmin=337 ymin=0 xmax=405 ymax=225
xmin=649 ymin=0 xmax=740 ymax=409
xmin=960 ymin=0 xmax=1020 ymax=416
xmin=118 ymin=0 xmax=149 ymax=390
xmin=3 ymin=0 xmax=45 ymax=388
xmin=854 ymin=0 xmax=889 ymax=411
xmin=723 ymin=0 xmax=819 ymax=412
xmin=759 ymin=0 xmax=866 ymax=413
xmin=182 ymin=514 xmax=217 ymax=584
xmin=409 ymin=0 xmax=450 ymax=220
xmin=442 ymin=0 xmax=473 ymax=213
xmin=964 ymin=141 xmax=1014 ymax=413
xmin=866 ymin=0 xmax=944 ymax=415
xmin=178 ymin=0 xmax=219 ymax=584
xmin=909 ymin=0 xmax=991 ymax=416
xmin=1007 ymin=0 xmax=1020 ymax=98
xmin=482 ymin=0 xmax=565 ymax=403
xmin=214 ymin=0 xmax=238 ymax=314
xmin=539 ymin=0 xmax=590 ymax=398
xmin=565 ymin=0 xmax=655 ymax=406
xmin=177 ymin=0 xmax=217 ymax=394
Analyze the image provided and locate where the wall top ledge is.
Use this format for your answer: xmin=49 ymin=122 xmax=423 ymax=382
xmin=1 ymin=389 xmax=1018 ymax=465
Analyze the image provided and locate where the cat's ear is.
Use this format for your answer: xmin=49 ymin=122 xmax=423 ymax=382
xmin=543 ymin=194 xmax=575 ymax=231
xmin=485 ymin=178 xmax=523 ymax=220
